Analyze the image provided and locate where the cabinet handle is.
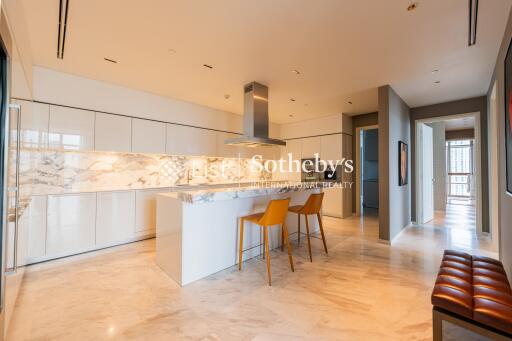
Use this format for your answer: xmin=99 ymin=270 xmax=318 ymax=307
xmin=6 ymin=104 xmax=21 ymax=274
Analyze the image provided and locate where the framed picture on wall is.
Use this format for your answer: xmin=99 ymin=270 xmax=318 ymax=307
xmin=504 ymin=38 xmax=512 ymax=193
xmin=399 ymin=141 xmax=408 ymax=186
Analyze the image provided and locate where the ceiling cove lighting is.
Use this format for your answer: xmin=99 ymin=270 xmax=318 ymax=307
xmin=468 ymin=0 xmax=479 ymax=46
xmin=57 ymin=0 xmax=70 ymax=59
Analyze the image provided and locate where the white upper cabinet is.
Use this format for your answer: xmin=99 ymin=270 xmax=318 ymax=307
xmin=216 ymin=132 xmax=241 ymax=158
xmin=14 ymin=100 xmax=49 ymax=149
xmin=301 ymin=136 xmax=322 ymax=159
xmin=166 ymin=124 xmax=217 ymax=156
xmin=94 ymin=113 xmax=132 ymax=152
xmin=132 ymin=118 xmax=166 ymax=154
xmin=321 ymin=134 xmax=343 ymax=161
xmin=49 ymin=105 xmax=95 ymax=151
xmin=96 ymin=191 xmax=136 ymax=245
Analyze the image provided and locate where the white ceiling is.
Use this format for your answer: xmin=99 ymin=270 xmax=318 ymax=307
xmin=444 ymin=116 xmax=475 ymax=131
xmin=20 ymin=0 xmax=512 ymax=123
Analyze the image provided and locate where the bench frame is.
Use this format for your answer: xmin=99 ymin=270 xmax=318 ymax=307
xmin=433 ymin=307 xmax=512 ymax=341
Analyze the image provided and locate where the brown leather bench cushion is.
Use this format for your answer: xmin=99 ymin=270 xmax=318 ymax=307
xmin=431 ymin=250 xmax=512 ymax=334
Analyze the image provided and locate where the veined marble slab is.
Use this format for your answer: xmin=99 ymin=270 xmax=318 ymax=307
xmin=13 ymin=148 xmax=271 ymax=196
xmin=167 ymin=181 xmax=345 ymax=204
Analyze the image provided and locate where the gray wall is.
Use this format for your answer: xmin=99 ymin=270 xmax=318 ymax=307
xmin=488 ymin=5 xmax=512 ymax=274
xmin=351 ymin=112 xmax=378 ymax=212
xmin=409 ymin=96 xmax=489 ymax=232
xmin=378 ymin=86 xmax=411 ymax=241
xmin=430 ymin=122 xmax=447 ymax=211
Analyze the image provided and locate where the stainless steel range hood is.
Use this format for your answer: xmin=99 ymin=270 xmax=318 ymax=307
xmin=225 ymin=82 xmax=286 ymax=147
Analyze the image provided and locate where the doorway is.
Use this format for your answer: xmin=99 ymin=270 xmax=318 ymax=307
xmin=355 ymin=125 xmax=378 ymax=217
xmin=415 ymin=113 xmax=481 ymax=233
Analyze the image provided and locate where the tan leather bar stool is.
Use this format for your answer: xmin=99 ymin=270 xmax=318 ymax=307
xmin=239 ymin=198 xmax=294 ymax=286
xmin=286 ymin=193 xmax=327 ymax=262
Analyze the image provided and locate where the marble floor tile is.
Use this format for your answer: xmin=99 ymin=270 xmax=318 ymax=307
xmin=6 ymin=208 xmax=495 ymax=340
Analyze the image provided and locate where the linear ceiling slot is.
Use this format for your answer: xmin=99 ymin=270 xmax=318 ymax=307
xmin=57 ymin=0 xmax=70 ymax=59
xmin=468 ymin=0 xmax=478 ymax=46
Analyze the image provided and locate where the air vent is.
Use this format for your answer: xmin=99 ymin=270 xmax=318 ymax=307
xmin=468 ymin=0 xmax=478 ymax=46
xmin=57 ymin=0 xmax=70 ymax=59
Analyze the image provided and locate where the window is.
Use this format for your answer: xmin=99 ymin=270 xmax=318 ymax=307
xmin=446 ymin=139 xmax=473 ymax=197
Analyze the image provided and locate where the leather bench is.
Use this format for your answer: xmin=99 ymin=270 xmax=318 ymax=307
xmin=431 ymin=250 xmax=512 ymax=340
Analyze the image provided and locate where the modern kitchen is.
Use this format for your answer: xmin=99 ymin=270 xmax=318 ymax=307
xmin=0 ymin=0 xmax=511 ymax=340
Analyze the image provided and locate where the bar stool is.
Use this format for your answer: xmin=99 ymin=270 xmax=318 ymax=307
xmin=239 ymin=198 xmax=294 ymax=286
xmin=286 ymin=193 xmax=327 ymax=262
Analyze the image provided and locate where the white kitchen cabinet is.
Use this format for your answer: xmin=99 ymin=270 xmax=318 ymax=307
xmin=166 ymin=124 xmax=217 ymax=156
xmin=279 ymin=139 xmax=302 ymax=181
xmin=301 ymin=136 xmax=322 ymax=159
xmin=15 ymin=100 xmax=49 ymax=149
xmin=321 ymin=134 xmax=342 ymax=161
xmin=216 ymin=132 xmax=242 ymax=158
xmin=94 ymin=113 xmax=132 ymax=152
xmin=132 ymin=118 xmax=166 ymax=154
xmin=96 ymin=191 xmax=136 ymax=246
xmin=322 ymin=187 xmax=343 ymax=217
xmin=135 ymin=188 xmax=169 ymax=234
xmin=21 ymin=196 xmax=47 ymax=265
xmin=49 ymin=105 xmax=95 ymax=150
xmin=46 ymin=193 xmax=96 ymax=257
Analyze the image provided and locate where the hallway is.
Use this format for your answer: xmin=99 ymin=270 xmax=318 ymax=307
xmin=6 ymin=213 xmax=495 ymax=340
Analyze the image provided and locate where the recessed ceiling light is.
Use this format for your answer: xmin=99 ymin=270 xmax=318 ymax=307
xmin=203 ymin=64 xmax=213 ymax=69
xmin=434 ymin=80 xmax=441 ymax=84
xmin=289 ymin=114 xmax=295 ymax=117
xmin=224 ymin=94 xmax=230 ymax=100
xmin=104 ymin=58 xmax=117 ymax=64
xmin=431 ymin=69 xmax=439 ymax=74
xmin=347 ymin=101 xmax=353 ymax=105
xmin=290 ymin=98 xmax=296 ymax=102
xmin=407 ymin=2 xmax=419 ymax=11
xmin=292 ymin=69 xmax=300 ymax=75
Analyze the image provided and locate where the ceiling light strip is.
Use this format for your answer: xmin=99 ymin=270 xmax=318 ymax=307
xmin=468 ymin=0 xmax=478 ymax=46
xmin=57 ymin=0 xmax=70 ymax=59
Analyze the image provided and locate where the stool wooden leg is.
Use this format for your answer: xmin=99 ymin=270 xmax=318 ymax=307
xmin=264 ymin=226 xmax=271 ymax=286
xmin=297 ymin=214 xmax=301 ymax=244
xmin=432 ymin=309 xmax=443 ymax=341
xmin=317 ymin=213 xmax=328 ymax=254
xmin=304 ymin=214 xmax=313 ymax=262
xmin=281 ymin=225 xmax=284 ymax=252
xmin=239 ymin=218 xmax=244 ymax=271
xmin=283 ymin=222 xmax=294 ymax=272
xmin=261 ymin=227 xmax=265 ymax=259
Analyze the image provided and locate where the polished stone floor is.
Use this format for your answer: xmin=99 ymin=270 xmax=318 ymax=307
xmin=6 ymin=209 xmax=496 ymax=340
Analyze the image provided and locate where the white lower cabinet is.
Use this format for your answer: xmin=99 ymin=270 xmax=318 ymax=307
xmin=96 ymin=191 xmax=136 ymax=246
xmin=20 ymin=196 xmax=47 ymax=265
xmin=47 ymin=193 xmax=96 ymax=257
xmin=322 ymin=187 xmax=343 ymax=218
xmin=135 ymin=189 xmax=169 ymax=235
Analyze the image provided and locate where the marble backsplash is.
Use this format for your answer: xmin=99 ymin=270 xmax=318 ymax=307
xmin=13 ymin=148 xmax=272 ymax=197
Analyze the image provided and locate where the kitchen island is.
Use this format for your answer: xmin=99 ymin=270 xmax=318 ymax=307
xmin=156 ymin=181 xmax=336 ymax=285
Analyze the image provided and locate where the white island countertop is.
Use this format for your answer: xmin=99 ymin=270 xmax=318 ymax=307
xmin=166 ymin=181 xmax=344 ymax=204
